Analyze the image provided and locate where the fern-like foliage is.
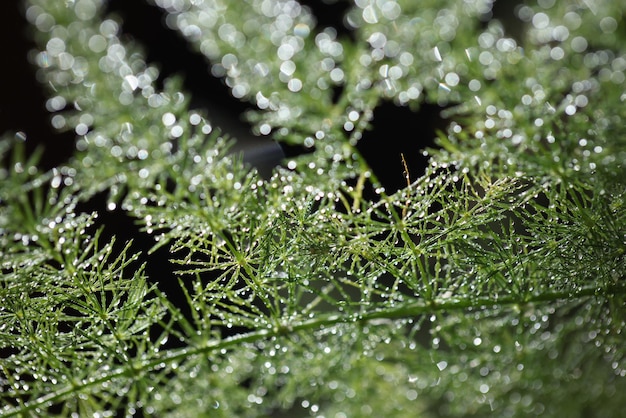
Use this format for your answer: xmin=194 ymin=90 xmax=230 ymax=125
xmin=1 ymin=0 xmax=625 ymax=416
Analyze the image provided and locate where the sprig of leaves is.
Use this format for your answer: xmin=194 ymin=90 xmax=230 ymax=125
xmin=2 ymin=0 xmax=625 ymax=416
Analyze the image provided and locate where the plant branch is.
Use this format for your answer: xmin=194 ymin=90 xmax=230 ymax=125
xmin=4 ymin=280 xmax=624 ymax=416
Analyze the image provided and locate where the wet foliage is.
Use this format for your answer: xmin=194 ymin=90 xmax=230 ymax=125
xmin=1 ymin=0 xmax=625 ymax=416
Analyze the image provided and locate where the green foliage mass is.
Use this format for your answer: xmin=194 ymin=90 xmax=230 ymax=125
xmin=2 ymin=0 xmax=625 ymax=416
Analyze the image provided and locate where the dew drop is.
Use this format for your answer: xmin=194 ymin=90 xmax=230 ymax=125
xmin=161 ymin=112 xmax=176 ymax=126
xmin=444 ymin=72 xmax=459 ymax=86
xmin=75 ymin=123 xmax=89 ymax=136
xmin=74 ymin=0 xmax=98 ymax=21
xmin=280 ymin=60 xmax=296 ymax=76
xmin=600 ymin=17 xmax=617 ymax=33
xmin=381 ymin=1 xmax=401 ymax=20
xmin=277 ymin=43 xmax=295 ymax=61
xmin=189 ymin=113 xmax=202 ymax=125
xmin=46 ymin=37 xmax=66 ymax=57
xmin=438 ymin=83 xmax=451 ymax=93
xmin=330 ymin=68 xmax=344 ymax=82
xmin=362 ymin=5 xmax=378 ymax=24
xmin=123 ymin=74 xmax=138 ymax=91
xmin=287 ymin=78 xmax=302 ymax=92
xmin=433 ymin=46 xmax=442 ymax=62
xmin=532 ymin=12 xmax=550 ymax=29
xmin=202 ymin=123 xmax=213 ymax=134
xmin=294 ymin=23 xmax=310 ymax=38
xmin=170 ymin=125 xmax=184 ymax=138
xmin=571 ymin=36 xmax=587 ymax=53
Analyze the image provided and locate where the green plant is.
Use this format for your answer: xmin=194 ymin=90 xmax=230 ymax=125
xmin=1 ymin=0 xmax=625 ymax=416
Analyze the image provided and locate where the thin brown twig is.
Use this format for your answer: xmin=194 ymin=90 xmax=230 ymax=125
xmin=401 ymin=153 xmax=411 ymax=219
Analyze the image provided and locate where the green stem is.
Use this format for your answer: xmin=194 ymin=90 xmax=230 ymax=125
xmin=6 ymin=283 xmax=625 ymax=417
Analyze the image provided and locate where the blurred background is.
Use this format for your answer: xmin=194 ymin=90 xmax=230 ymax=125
xmin=2 ymin=0 xmax=497 ymax=186
xmin=1 ymin=0 xmax=285 ymax=175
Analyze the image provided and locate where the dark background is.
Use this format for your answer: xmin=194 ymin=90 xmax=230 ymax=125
xmin=1 ymin=0 xmax=454 ymax=188
xmin=1 ymin=0 xmax=285 ymax=174
xmin=2 ymin=1 xmax=74 ymax=170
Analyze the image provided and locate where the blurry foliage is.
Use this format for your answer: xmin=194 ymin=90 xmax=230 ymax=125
xmin=1 ymin=0 xmax=625 ymax=416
